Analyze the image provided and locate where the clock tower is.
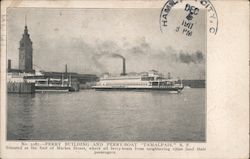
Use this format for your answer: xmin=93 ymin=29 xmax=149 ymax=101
xmin=19 ymin=21 xmax=33 ymax=72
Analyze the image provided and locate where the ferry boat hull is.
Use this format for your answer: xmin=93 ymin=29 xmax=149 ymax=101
xmin=92 ymin=86 xmax=184 ymax=92
xmin=35 ymin=86 xmax=71 ymax=92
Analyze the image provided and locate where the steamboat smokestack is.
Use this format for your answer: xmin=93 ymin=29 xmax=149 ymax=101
xmin=110 ymin=53 xmax=126 ymax=76
xmin=8 ymin=59 xmax=11 ymax=70
xmin=121 ymin=58 xmax=126 ymax=76
xmin=65 ymin=64 xmax=68 ymax=77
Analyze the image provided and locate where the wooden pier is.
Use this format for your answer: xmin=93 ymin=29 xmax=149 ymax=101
xmin=7 ymin=82 xmax=35 ymax=94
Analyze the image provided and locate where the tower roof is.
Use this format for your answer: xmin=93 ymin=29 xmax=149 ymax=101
xmin=21 ymin=23 xmax=32 ymax=44
xmin=24 ymin=15 xmax=29 ymax=35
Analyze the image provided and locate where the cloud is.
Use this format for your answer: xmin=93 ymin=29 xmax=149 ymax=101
xmin=127 ymin=37 xmax=151 ymax=56
xmin=89 ymin=38 xmax=205 ymax=79
xmin=178 ymin=50 xmax=204 ymax=64
xmin=33 ymin=36 xmax=205 ymax=79
xmin=110 ymin=53 xmax=125 ymax=59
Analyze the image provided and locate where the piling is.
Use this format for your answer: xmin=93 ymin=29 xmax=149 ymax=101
xmin=7 ymin=82 xmax=35 ymax=93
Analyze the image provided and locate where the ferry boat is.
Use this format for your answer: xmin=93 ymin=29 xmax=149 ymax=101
xmin=24 ymin=73 xmax=78 ymax=92
xmin=92 ymin=70 xmax=184 ymax=93
xmin=34 ymin=77 xmax=72 ymax=92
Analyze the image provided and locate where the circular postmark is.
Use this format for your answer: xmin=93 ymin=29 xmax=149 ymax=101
xmin=160 ymin=0 xmax=218 ymax=36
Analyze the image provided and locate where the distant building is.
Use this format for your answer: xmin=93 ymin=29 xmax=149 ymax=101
xmin=182 ymin=80 xmax=205 ymax=88
xmin=19 ymin=23 xmax=33 ymax=72
xmin=40 ymin=71 xmax=98 ymax=84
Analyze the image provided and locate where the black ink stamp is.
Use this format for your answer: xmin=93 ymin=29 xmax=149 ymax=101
xmin=160 ymin=0 xmax=218 ymax=36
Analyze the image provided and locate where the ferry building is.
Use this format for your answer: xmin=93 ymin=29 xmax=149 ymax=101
xmin=7 ymin=21 xmax=97 ymax=93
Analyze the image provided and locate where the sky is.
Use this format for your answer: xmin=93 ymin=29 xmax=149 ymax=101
xmin=7 ymin=8 xmax=206 ymax=79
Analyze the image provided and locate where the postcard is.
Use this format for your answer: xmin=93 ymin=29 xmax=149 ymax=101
xmin=0 ymin=0 xmax=249 ymax=158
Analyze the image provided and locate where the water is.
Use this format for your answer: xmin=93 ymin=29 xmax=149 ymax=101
xmin=7 ymin=88 xmax=205 ymax=141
